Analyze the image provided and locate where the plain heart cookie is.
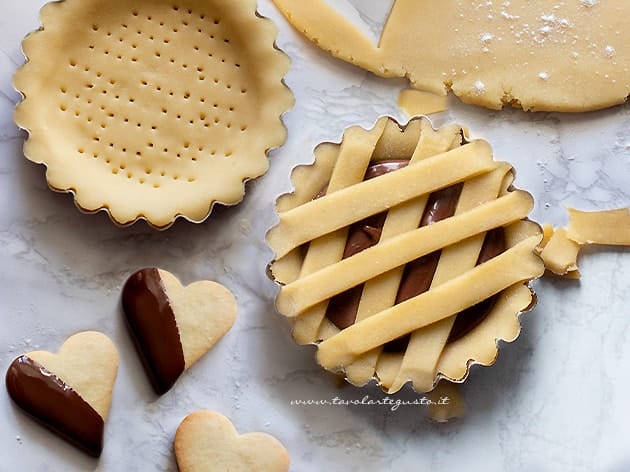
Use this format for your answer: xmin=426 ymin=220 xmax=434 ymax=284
xmin=122 ymin=268 xmax=237 ymax=394
xmin=174 ymin=411 xmax=290 ymax=472
xmin=5 ymin=331 xmax=119 ymax=457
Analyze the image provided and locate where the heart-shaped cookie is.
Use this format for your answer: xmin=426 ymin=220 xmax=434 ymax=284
xmin=122 ymin=268 xmax=237 ymax=394
xmin=5 ymin=331 xmax=119 ymax=457
xmin=174 ymin=411 xmax=290 ymax=472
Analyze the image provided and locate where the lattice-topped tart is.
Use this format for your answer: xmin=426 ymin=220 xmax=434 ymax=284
xmin=14 ymin=0 xmax=293 ymax=228
xmin=267 ymin=117 xmax=544 ymax=393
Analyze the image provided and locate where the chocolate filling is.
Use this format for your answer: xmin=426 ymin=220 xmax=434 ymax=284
xmin=322 ymin=158 xmax=506 ymax=350
xmin=5 ymin=355 xmax=104 ymax=457
xmin=122 ymin=268 xmax=185 ymax=395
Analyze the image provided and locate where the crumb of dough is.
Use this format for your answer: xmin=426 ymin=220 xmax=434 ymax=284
xmin=427 ymin=381 xmax=465 ymax=422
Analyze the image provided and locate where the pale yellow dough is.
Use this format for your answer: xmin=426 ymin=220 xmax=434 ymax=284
xmin=15 ymin=0 xmax=293 ymax=228
xmin=398 ymin=89 xmax=448 ymax=117
xmin=267 ymin=116 xmax=544 ymax=393
xmin=567 ymin=208 xmax=630 ymax=245
xmin=273 ymin=0 xmax=630 ymax=111
xmin=174 ymin=410 xmax=290 ymax=472
xmin=537 ymin=225 xmax=581 ymax=277
xmin=27 ymin=331 xmax=119 ymax=420
xmin=427 ymin=382 xmax=465 ymax=423
xmin=158 ymin=269 xmax=236 ymax=369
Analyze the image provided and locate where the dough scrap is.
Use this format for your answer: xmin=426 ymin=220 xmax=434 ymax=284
xmin=567 ymin=208 xmax=630 ymax=245
xmin=537 ymin=225 xmax=581 ymax=277
xmin=273 ymin=0 xmax=630 ymax=111
xmin=398 ymin=89 xmax=448 ymax=116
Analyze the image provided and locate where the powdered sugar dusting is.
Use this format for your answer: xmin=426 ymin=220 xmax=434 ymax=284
xmin=474 ymin=80 xmax=486 ymax=94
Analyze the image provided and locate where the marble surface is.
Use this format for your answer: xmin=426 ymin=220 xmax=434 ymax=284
xmin=1 ymin=1 xmax=630 ymax=471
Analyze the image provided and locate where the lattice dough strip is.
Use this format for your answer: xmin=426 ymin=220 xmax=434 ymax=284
xmin=387 ymin=163 xmax=512 ymax=393
xmin=270 ymin=143 xmax=340 ymax=286
xmin=316 ymin=235 xmax=544 ymax=370
xmin=277 ymin=189 xmax=532 ymax=316
xmin=267 ymin=140 xmax=496 ymax=259
xmin=288 ymin=119 xmax=388 ymax=344
xmin=436 ymin=283 xmax=534 ymax=381
xmin=345 ymin=121 xmax=464 ymax=386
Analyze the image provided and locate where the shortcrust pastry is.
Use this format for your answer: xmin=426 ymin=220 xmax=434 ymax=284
xmin=267 ymin=117 xmax=544 ymax=393
xmin=15 ymin=0 xmax=293 ymax=228
xmin=272 ymin=0 xmax=630 ymax=111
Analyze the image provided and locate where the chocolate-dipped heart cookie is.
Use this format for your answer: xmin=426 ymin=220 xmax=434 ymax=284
xmin=174 ymin=410 xmax=290 ymax=472
xmin=122 ymin=268 xmax=237 ymax=394
xmin=5 ymin=331 xmax=119 ymax=457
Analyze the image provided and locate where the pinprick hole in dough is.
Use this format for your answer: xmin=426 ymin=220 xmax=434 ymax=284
xmin=78 ymin=148 xmax=84 ymax=154
xmin=225 ymin=150 xmax=232 ymax=157
xmin=112 ymin=169 xmax=119 ymax=175
xmin=60 ymin=104 xmax=67 ymax=111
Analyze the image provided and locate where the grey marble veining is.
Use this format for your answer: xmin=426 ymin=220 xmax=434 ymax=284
xmin=1 ymin=1 xmax=630 ymax=471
